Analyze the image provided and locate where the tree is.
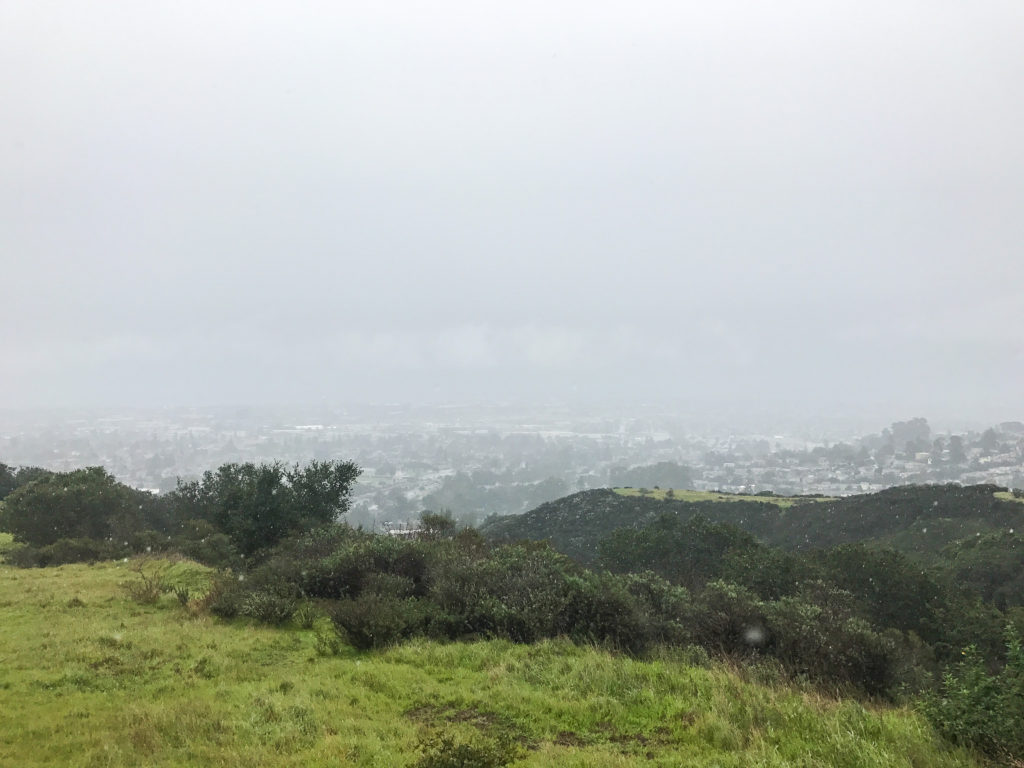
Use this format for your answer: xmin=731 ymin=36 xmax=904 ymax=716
xmin=420 ymin=511 xmax=456 ymax=540
xmin=170 ymin=460 xmax=360 ymax=557
xmin=598 ymin=514 xmax=760 ymax=592
xmin=0 ymin=463 xmax=15 ymax=500
xmin=0 ymin=464 xmax=55 ymax=502
xmin=0 ymin=467 xmax=156 ymax=546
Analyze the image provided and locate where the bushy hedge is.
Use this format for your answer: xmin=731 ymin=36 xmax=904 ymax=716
xmin=220 ymin=525 xmax=923 ymax=697
xmin=5 ymin=538 xmax=126 ymax=567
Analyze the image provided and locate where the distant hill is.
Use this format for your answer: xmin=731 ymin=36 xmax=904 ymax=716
xmin=480 ymin=489 xmax=797 ymax=562
xmin=480 ymin=484 xmax=1024 ymax=561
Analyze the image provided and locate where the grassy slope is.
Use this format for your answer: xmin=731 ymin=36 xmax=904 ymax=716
xmin=613 ymin=488 xmax=834 ymax=508
xmin=995 ymin=491 xmax=1024 ymax=504
xmin=0 ymin=557 xmax=980 ymax=768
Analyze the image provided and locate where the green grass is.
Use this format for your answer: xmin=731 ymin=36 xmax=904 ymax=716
xmin=613 ymin=488 xmax=834 ymax=508
xmin=0 ymin=531 xmax=13 ymax=554
xmin=0 ymin=557 xmax=980 ymax=768
xmin=995 ymin=490 xmax=1024 ymax=504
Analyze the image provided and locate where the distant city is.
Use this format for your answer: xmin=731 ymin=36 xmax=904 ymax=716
xmin=1 ymin=406 xmax=1021 ymax=530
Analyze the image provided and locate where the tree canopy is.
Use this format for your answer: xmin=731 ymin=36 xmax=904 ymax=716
xmin=169 ymin=460 xmax=360 ymax=556
xmin=0 ymin=466 xmax=161 ymax=546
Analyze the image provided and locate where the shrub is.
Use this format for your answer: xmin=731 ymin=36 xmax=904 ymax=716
xmin=329 ymin=594 xmax=427 ymax=651
xmin=362 ymin=572 xmax=416 ymax=599
xmin=128 ymin=529 xmax=174 ymax=554
xmin=122 ymin=560 xmax=171 ymax=604
xmin=764 ymin=596 xmax=907 ymax=696
xmin=301 ymin=544 xmax=375 ymax=599
xmin=49 ymin=538 xmax=122 ymax=564
xmin=242 ymin=589 xmax=297 ymax=625
xmin=557 ymin=572 xmax=652 ymax=654
xmin=690 ymin=581 xmax=766 ymax=656
xmin=202 ymin=576 xmax=247 ymax=619
xmin=3 ymin=544 xmax=44 ymax=568
xmin=293 ymin=602 xmax=320 ymax=629
xmin=175 ymin=532 xmax=239 ymax=569
xmin=622 ymin=571 xmax=692 ymax=645
xmin=922 ymin=627 xmax=1024 ymax=760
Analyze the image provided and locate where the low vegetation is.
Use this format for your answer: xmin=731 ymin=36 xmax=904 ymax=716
xmin=0 ymin=557 xmax=983 ymax=768
xmin=3 ymin=459 xmax=1024 ymax=764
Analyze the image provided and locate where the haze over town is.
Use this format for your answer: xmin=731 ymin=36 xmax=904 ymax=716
xmin=2 ymin=1 xmax=1023 ymax=420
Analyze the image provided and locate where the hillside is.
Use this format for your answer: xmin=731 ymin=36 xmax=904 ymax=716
xmin=480 ymin=484 xmax=1024 ymax=561
xmin=0 ymin=556 xmax=981 ymax=768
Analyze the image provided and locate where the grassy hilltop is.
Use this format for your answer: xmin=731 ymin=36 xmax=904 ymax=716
xmin=613 ymin=488 xmax=834 ymax=507
xmin=0 ymin=555 xmax=980 ymax=768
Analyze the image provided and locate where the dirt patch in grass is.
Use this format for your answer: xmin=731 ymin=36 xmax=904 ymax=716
xmin=405 ymin=701 xmax=533 ymax=748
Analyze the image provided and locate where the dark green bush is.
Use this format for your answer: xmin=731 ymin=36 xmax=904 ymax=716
xmin=690 ymin=581 xmax=766 ymax=656
xmin=764 ymin=596 xmax=908 ymax=696
xmin=127 ymin=529 xmax=174 ymax=554
xmin=3 ymin=544 xmax=44 ymax=568
xmin=202 ymin=576 xmax=247 ymax=619
xmin=301 ymin=543 xmax=375 ymax=599
xmin=42 ymin=538 xmax=122 ymax=565
xmin=557 ymin=572 xmax=652 ymax=654
xmin=621 ymin=571 xmax=692 ymax=645
xmin=329 ymin=594 xmax=428 ymax=650
xmin=175 ymin=531 xmax=239 ymax=569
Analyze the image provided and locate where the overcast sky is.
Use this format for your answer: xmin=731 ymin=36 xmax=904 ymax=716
xmin=2 ymin=1 xmax=1022 ymax=422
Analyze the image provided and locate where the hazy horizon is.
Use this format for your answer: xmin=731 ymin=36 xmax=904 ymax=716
xmin=3 ymin=2 xmax=1022 ymax=421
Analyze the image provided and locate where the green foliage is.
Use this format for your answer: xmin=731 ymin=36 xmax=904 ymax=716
xmin=484 ymin=484 xmax=1024 ymax=565
xmin=598 ymin=513 xmax=762 ymax=591
xmin=763 ymin=595 xmax=907 ymax=697
xmin=329 ymin=594 xmax=428 ymax=650
xmin=0 ymin=467 xmax=164 ymax=547
xmin=922 ymin=627 xmax=1024 ymax=760
xmin=0 ymin=462 xmax=16 ymax=500
xmin=557 ymin=572 xmax=654 ymax=654
xmin=943 ymin=530 xmax=1024 ymax=609
xmin=5 ymin=538 xmax=125 ymax=568
xmin=312 ymin=620 xmax=345 ymax=655
xmin=0 ymin=558 xmax=987 ymax=768
xmin=770 ymin=483 xmax=1023 ymax=553
xmin=720 ymin=545 xmax=818 ymax=600
xmin=122 ymin=560 xmax=172 ymax=605
xmin=0 ymin=463 xmax=55 ymax=501
xmin=220 ymin=527 xmax=925 ymax=696
xmin=292 ymin=601 xmax=320 ymax=629
xmin=242 ymin=588 xmax=297 ymax=625
xmin=169 ymin=460 xmax=360 ymax=557
xmin=421 ymin=511 xmax=457 ymax=540
xmin=201 ymin=576 xmax=247 ymax=619
xmin=812 ymin=545 xmax=946 ymax=642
